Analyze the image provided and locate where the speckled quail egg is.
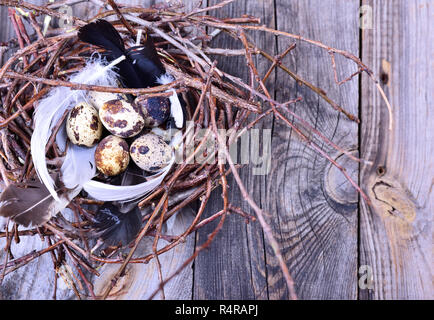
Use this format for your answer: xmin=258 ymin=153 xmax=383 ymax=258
xmin=95 ymin=135 xmax=130 ymax=176
xmin=87 ymin=90 xmax=127 ymax=110
xmin=130 ymin=133 xmax=173 ymax=172
xmin=66 ymin=102 xmax=102 ymax=147
xmin=99 ymin=99 xmax=145 ymax=138
xmin=135 ymin=96 xmax=170 ymax=127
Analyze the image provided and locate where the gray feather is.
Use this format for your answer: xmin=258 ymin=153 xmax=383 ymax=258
xmin=0 ymin=178 xmax=77 ymax=227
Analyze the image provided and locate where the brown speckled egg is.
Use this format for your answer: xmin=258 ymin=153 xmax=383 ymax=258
xmin=66 ymin=102 xmax=102 ymax=147
xmin=130 ymin=133 xmax=173 ymax=172
xmin=95 ymin=135 xmax=130 ymax=176
xmin=87 ymin=91 xmax=127 ymax=110
xmin=99 ymin=99 xmax=145 ymax=138
xmin=135 ymin=96 xmax=170 ymax=127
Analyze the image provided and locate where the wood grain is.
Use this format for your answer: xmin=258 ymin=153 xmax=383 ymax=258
xmin=359 ymin=0 xmax=433 ymax=300
xmin=0 ymin=232 xmax=75 ymax=300
xmin=264 ymin=0 xmax=360 ymax=299
xmin=192 ymin=0 xmax=273 ymax=300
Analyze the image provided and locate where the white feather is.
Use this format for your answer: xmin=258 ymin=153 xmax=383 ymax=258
xmin=55 ymin=123 xmax=67 ymax=153
xmin=32 ymin=90 xmax=70 ymax=201
xmin=32 ymin=55 xmax=178 ymax=204
xmin=82 ymin=156 xmax=174 ymax=201
xmin=136 ymin=29 xmax=143 ymax=46
xmin=61 ymin=144 xmax=96 ymax=189
xmin=32 ymin=56 xmax=121 ymax=201
xmin=157 ymin=73 xmax=184 ymax=129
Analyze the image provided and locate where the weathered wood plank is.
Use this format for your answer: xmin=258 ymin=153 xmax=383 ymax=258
xmin=0 ymin=227 xmax=76 ymax=300
xmin=359 ymin=0 xmax=433 ymax=300
xmin=267 ymin=0 xmax=360 ymax=299
xmin=192 ymin=0 xmax=273 ymax=300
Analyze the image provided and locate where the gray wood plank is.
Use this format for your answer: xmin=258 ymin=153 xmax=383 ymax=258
xmin=267 ymin=0 xmax=360 ymax=299
xmin=192 ymin=0 xmax=273 ymax=300
xmin=0 ymin=229 xmax=76 ymax=300
xmin=359 ymin=0 xmax=433 ymax=300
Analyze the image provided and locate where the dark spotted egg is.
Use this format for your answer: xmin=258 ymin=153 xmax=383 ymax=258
xmin=99 ymin=99 xmax=145 ymax=138
xmin=134 ymin=96 xmax=170 ymax=127
xmin=95 ymin=135 xmax=130 ymax=176
xmin=66 ymin=102 xmax=102 ymax=147
xmin=130 ymin=133 xmax=173 ymax=172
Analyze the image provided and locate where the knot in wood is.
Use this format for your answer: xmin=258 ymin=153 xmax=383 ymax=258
xmin=324 ymin=150 xmax=358 ymax=205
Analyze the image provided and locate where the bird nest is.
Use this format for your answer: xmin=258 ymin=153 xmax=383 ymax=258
xmin=0 ymin=0 xmax=390 ymax=300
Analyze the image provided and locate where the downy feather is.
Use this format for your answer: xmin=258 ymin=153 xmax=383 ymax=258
xmin=78 ymin=19 xmax=164 ymax=89
xmin=29 ymin=20 xmax=181 ymax=209
xmin=32 ymin=56 xmax=120 ymax=201
xmin=54 ymin=58 xmax=174 ymax=202
xmin=36 ymin=56 xmax=176 ymax=203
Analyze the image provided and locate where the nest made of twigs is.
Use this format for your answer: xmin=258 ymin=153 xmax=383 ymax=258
xmin=0 ymin=0 xmax=391 ymax=300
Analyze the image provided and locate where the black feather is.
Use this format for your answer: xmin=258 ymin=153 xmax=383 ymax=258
xmin=78 ymin=19 xmax=185 ymax=128
xmin=127 ymin=44 xmax=165 ymax=87
xmin=78 ymin=19 xmax=125 ymax=58
xmin=91 ymin=203 xmax=142 ymax=248
xmin=78 ymin=20 xmax=143 ymax=88
xmin=78 ymin=19 xmax=165 ymax=89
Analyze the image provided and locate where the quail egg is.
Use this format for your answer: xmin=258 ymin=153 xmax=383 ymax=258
xmin=66 ymin=102 xmax=102 ymax=147
xmin=135 ymin=96 xmax=170 ymax=127
xmin=99 ymin=99 xmax=145 ymax=138
xmin=95 ymin=135 xmax=130 ymax=176
xmin=87 ymin=90 xmax=127 ymax=110
xmin=130 ymin=133 xmax=173 ymax=172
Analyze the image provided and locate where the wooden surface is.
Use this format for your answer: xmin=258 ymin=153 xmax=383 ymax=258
xmin=0 ymin=0 xmax=432 ymax=300
xmin=359 ymin=0 xmax=433 ymax=299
